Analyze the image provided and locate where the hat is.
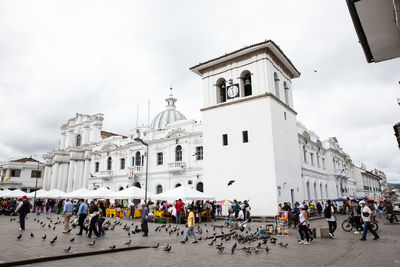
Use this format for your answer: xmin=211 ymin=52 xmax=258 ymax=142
xmin=22 ymin=195 xmax=27 ymax=199
xmin=326 ymin=197 xmax=330 ymax=201
xmin=360 ymin=200 xmax=366 ymax=204
xmin=299 ymin=205 xmax=304 ymax=209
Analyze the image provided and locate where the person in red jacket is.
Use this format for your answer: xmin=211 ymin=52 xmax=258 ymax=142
xmin=175 ymin=199 xmax=184 ymax=224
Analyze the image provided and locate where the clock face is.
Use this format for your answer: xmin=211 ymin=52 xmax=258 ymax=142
xmin=227 ymin=84 xmax=239 ymax=99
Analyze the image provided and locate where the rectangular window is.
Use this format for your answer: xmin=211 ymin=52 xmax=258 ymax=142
xmin=284 ymin=112 xmax=287 ymax=120
xmin=95 ymin=162 xmax=99 ymax=172
xmin=131 ymin=157 xmax=135 ymax=166
xmin=120 ymin=158 xmax=125 ymax=169
xmin=310 ymin=153 xmax=315 ymax=165
xmin=157 ymin=153 xmax=163 ymax=165
xmin=317 ymin=155 xmax=320 ymax=167
xmin=10 ymin=169 xmax=21 ymax=177
xmin=222 ymin=134 xmax=228 ymax=146
xmin=196 ymin=146 xmax=203 ymax=160
xmin=31 ymin=170 xmax=41 ymax=178
xmin=322 ymin=158 xmax=325 ymax=169
xmin=303 ymin=150 xmax=307 ymax=163
xmin=242 ymin=131 xmax=249 ymax=143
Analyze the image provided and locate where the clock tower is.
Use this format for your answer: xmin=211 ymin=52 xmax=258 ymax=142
xmin=190 ymin=40 xmax=303 ymax=216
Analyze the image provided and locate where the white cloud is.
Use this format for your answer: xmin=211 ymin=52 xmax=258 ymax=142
xmin=0 ymin=0 xmax=399 ymax=181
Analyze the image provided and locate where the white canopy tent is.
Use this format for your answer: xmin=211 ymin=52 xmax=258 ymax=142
xmin=153 ymin=186 xmax=215 ymax=201
xmin=44 ymin=189 xmax=66 ymax=199
xmin=81 ymin=187 xmax=117 ymax=199
xmin=0 ymin=189 xmax=12 ymax=198
xmin=114 ymin=186 xmax=154 ymax=199
xmin=63 ymin=188 xmax=92 ymax=199
xmin=27 ymin=189 xmax=48 ymax=198
xmin=4 ymin=189 xmax=27 ymax=198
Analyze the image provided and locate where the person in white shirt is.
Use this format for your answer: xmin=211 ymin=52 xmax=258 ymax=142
xmin=360 ymin=200 xmax=379 ymax=241
xmin=236 ymin=208 xmax=244 ymax=221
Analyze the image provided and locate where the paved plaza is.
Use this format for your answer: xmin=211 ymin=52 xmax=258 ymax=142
xmin=0 ymin=214 xmax=399 ymax=267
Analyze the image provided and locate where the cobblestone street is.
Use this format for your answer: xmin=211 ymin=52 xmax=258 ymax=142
xmin=0 ymin=214 xmax=399 ymax=267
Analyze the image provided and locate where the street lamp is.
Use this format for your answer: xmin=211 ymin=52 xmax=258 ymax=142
xmin=31 ymin=155 xmax=42 ymax=205
xmin=134 ymin=138 xmax=149 ymax=205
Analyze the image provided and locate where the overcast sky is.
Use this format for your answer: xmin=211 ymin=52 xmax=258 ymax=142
xmin=0 ymin=1 xmax=399 ymax=182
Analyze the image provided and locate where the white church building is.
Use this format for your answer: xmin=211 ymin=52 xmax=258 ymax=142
xmin=42 ymin=40 xmax=384 ymax=216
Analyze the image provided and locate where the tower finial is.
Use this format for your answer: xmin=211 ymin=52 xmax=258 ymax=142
xmin=170 ymin=83 xmax=173 ymax=96
xmin=166 ymin=85 xmax=177 ymax=109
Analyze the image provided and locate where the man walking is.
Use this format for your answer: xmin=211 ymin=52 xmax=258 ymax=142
xmin=360 ymin=200 xmax=379 ymax=241
xmin=141 ymin=203 xmax=149 ymax=237
xmin=35 ymin=198 xmax=42 ymax=215
xmin=76 ymin=199 xmax=88 ymax=236
xmin=180 ymin=206 xmax=198 ymax=244
xmin=63 ymin=198 xmax=73 ymax=233
xmin=15 ymin=195 xmax=31 ymax=231
xmin=128 ymin=200 xmax=135 ymax=220
xmin=87 ymin=201 xmax=100 ymax=239
xmin=350 ymin=199 xmax=362 ymax=234
xmin=325 ymin=199 xmax=337 ymax=238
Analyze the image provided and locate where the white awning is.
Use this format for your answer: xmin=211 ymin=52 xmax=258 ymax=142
xmin=153 ymin=186 xmax=214 ymax=201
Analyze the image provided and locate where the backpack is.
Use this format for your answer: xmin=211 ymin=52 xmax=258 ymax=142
xmin=324 ymin=205 xmax=331 ymax=218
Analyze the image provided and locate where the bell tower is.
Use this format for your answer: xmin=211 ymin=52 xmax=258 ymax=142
xmin=190 ymin=40 xmax=303 ymax=216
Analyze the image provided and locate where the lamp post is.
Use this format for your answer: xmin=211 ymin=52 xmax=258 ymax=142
xmin=134 ymin=138 xmax=149 ymax=205
xmin=32 ymin=155 xmax=42 ymax=205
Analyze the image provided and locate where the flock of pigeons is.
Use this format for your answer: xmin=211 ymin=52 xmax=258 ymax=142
xmin=12 ymin=215 xmax=289 ymax=256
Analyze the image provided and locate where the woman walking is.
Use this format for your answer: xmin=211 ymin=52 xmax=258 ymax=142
xmin=298 ymin=205 xmax=311 ymax=245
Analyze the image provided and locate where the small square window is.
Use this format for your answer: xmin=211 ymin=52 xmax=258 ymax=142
xmin=157 ymin=153 xmax=163 ymax=165
xmin=242 ymin=131 xmax=248 ymax=143
xmin=222 ymin=134 xmax=228 ymax=146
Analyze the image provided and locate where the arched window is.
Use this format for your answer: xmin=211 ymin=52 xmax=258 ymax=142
xmin=240 ymin=71 xmax=252 ymax=97
xmin=76 ymin=135 xmax=81 ymax=146
xmin=156 ymin=185 xmax=163 ymax=194
xmin=196 ymin=182 xmax=204 ymax=192
xmin=175 ymin=183 xmax=181 ymax=188
xmin=216 ymin=78 xmax=227 ymax=103
xmin=283 ymin=82 xmax=289 ymax=105
xmin=134 ymin=182 xmax=141 ymax=188
xmin=120 ymin=158 xmax=125 ymax=169
xmin=274 ymin=73 xmax=280 ymax=99
xmin=107 ymin=157 xmax=112 ymax=170
xmin=175 ymin=145 xmax=182 ymax=161
xmin=135 ymin=152 xmax=141 ymax=166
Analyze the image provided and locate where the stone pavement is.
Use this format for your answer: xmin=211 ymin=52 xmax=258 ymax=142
xmin=0 ymin=213 xmax=399 ymax=267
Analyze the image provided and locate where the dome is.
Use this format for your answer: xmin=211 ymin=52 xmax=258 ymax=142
xmin=150 ymin=90 xmax=187 ymax=130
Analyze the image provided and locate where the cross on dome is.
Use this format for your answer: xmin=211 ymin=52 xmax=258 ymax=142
xmin=166 ymin=86 xmax=177 ymax=109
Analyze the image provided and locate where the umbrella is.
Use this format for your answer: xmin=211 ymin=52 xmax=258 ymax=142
xmin=332 ymin=198 xmax=347 ymax=202
xmin=27 ymin=189 xmax=48 ymax=198
xmin=44 ymin=189 xmax=67 ymax=199
xmin=4 ymin=189 xmax=27 ymax=198
xmin=216 ymin=200 xmax=234 ymax=206
xmin=114 ymin=186 xmax=153 ymax=199
xmin=82 ymin=186 xmax=117 ymax=199
xmin=153 ymin=186 xmax=214 ymax=201
xmin=0 ymin=189 xmax=12 ymax=197
xmin=366 ymin=198 xmax=374 ymax=202
xmin=64 ymin=188 xmax=92 ymax=199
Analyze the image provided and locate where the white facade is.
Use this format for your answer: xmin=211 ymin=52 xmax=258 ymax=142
xmin=42 ymin=40 xmax=387 ymax=216
xmin=0 ymin=158 xmax=44 ymax=192
xmin=353 ymin=166 xmax=384 ymax=199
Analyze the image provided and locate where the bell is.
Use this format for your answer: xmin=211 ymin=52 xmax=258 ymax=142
xmin=244 ymin=78 xmax=251 ymax=86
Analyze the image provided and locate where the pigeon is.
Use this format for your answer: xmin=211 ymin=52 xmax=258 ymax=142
xmin=50 ymin=239 xmax=56 ymax=245
xmin=30 ymin=233 xmax=34 ymax=238
xmin=227 ymin=180 xmax=235 ymax=186
xmin=109 ymin=245 xmax=116 ymax=249
xmin=88 ymin=240 xmax=95 ymax=246
xmin=42 ymin=235 xmax=46 ymax=240
xmin=17 ymin=234 xmax=22 ymax=240
xmin=153 ymin=243 xmax=159 ymax=248
xmin=128 ymin=232 xmax=130 ymax=237
xmin=70 ymin=238 xmax=75 ymax=242
xmin=53 ymin=236 xmax=57 ymax=241
xmin=217 ymin=246 xmax=225 ymax=254
xmin=124 ymin=240 xmax=132 ymax=245
xmin=64 ymin=246 xmax=71 ymax=253
xmin=255 ymin=247 xmax=259 ymax=254
xmin=208 ymin=240 xmax=214 ymax=246
xmin=265 ymin=246 xmax=270 ymax=253
xmin=163 ymin=245 xmax=172 ymax=252
xmin=278 ymin=242 xmax=288 ymax=248
xmin=231 ymin=245 xmax=236 ymax=254
xmin=257 ymin=242 xmax=261 ymax=248
xmin=162 ymin=244 xmax=169 ymax=250
xmin=53 ymin=226 xmax=56 ymax=230
xmin=314 ymin=70 xmax=317 ymax=73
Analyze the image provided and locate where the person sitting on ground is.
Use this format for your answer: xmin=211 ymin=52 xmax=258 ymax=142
xmin=236 ymin=207 xmax=244 ymax=222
